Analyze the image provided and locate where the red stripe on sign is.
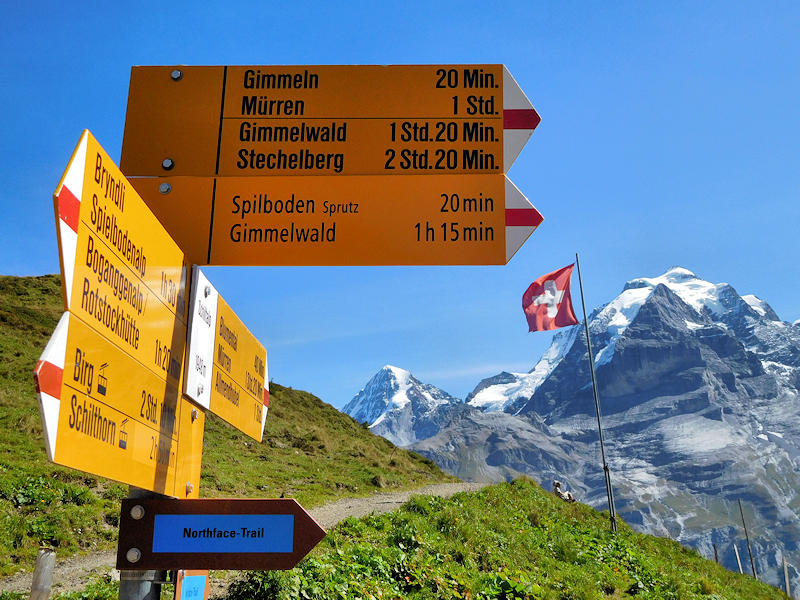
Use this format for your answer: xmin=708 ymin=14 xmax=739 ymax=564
xmin=34 ymin=361 xmax=63 ymax=399
xmin=57 ymin=186 xmax=81 ymax=233
xmin=263 ymin=389 xmax=270 ymax=407
xmin=504 ymin=109 xmax=541 ymax=130
xmin=505 ymin=208 xmax=544 ymax=227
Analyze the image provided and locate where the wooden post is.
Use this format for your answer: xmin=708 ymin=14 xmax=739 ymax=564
xmin=713 ymin=543 xmax=719 ymax=565
xmin=733 ymin=543 xmax=743 ymax=574
xmin=29 ymin=548 xmax=55 ymax=600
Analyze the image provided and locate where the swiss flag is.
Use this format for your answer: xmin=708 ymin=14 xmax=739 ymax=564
xmin=522 ymin=264 xmax=579 ymax=331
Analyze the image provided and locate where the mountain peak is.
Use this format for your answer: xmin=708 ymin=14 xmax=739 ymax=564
xmin=623 ymin=266 xmax=705 ymax=291
xmin=468 ymin=266 xmax=790 ymax=415
xmin=342 ymin=366 xmax=461 ymax=445
xmin=339 ymin=267 xmax=800 ymax=591
xmin=617 ymin=266 xmax=735 ymax=321
xmin=661 ymin=266 xmax=697 ymax=281
xmin=380 ymin=364 xmax=410 ymax=379
xmin=741 ymin=294 xmax=771 ymax=318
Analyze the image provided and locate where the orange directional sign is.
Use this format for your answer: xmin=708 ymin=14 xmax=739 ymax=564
xmin=185 ymin=268 xmax=268 ymax=441
xmin=121 ymin=65 xmax=540 ymax=177
xmin=127 ymin=174 xmax=543 ymax=266
xmin=53 ymin=130 xmax=190 ymax=386
xmin=34 ymin=313 xmax=204 ymax=497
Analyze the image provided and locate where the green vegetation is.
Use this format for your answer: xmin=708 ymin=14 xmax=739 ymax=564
xmin=227 ymin=478 xmax=784 ymax=600
xmin=0 ymin=574 xmax=119 ymax=600
xmin=0 ymin=275 xmax=123 ymax=573
xmin=0 ymin=274 xmax=453 ymax=577
xmin=200 ymin=382 xmax=453 ymax=506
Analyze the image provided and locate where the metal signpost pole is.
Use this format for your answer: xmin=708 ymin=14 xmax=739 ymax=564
xmin=119 ymin=488 xmax=169 ymax=600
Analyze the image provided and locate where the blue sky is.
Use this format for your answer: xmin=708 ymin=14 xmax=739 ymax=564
xmin=2 ymin=2 xmax=798 ymax=408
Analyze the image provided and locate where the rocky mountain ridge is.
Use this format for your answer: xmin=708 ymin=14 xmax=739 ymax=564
xmin=342 ymin=365 xmax=462 ymax=446
xmin=342 ymin=267 xmax=800 ymax=590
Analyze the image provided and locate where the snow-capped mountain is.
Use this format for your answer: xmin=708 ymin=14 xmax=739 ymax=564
xmin=341 ymin=365 xmax=461 ymax=446
xmin=502 ymin=268 xmax=800 ymax=589
xmin=344 ymin=267 xmax=800 ymax=590
xmin=467 ymin=266 xmax=799 ymax=416
xmin=465 ymin=325 xmax=578 ymax=414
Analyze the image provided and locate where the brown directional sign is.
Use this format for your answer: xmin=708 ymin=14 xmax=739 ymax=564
xmin=116 ymin=498 xmax=326 ymax=570
xmin=121 ymin=64 xmax=540 ymax=177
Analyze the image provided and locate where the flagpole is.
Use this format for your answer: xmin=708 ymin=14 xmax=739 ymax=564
xmin=575 ymin=252 xmax=618 ymax=533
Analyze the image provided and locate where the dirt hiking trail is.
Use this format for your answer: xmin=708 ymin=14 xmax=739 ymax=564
xmin=0 ymin=482 xmax=489 ymax=596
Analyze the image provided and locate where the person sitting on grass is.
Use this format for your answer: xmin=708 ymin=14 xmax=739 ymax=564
xmin=552 ymin=480 xmax=576 ymax=503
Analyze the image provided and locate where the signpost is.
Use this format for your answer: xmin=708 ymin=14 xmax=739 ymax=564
xmin=53 ymin=130 xmax=190 ymax=386
xmin=119 ymin=174 xmax=542 ymax=266
xmin=121 ymin=65 xmax=540 ymax=177
xmin=34 ymin=312 xmax=204 ymax=497
xmin=184 ymin=267 xmax=269 ymax=441
xmin=116 ymin=498 xmax=326 ymax=570
xmin=37 ymin=130 xmax=203 ymax=497
xmin=119 ymin=64 xmax=544 ymax=267
xmin=38 ymin=62 xmax=545 ymax=591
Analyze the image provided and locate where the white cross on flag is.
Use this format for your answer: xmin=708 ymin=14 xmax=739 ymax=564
xmin=522 ymin=264 xmax=579 ymax=331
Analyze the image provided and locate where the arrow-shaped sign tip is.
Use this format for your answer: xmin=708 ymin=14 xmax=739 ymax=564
xmin=504 ymin=178 xmax=543 ymax=263
xmin=291 ymin=499 xmax=327 ymax=562
xmin=503 ymin=67 xmax=541 ymax=172
xmin=34 ymin=312 xmax=70 ymax=460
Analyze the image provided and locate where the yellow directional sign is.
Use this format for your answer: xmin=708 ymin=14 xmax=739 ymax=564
xmin=34 ymin=313 xmax=204 ymax=497
xmin=127 ymin=174 xmax=543 ymax=266
xmin=53 ymin=131 xmax=190 ymax=386
xmin=121 ymin=64 xmax=540 ymax=177
xmin=185 ymin=268 xmax=268 ymax=441
xmin=40 ymin=130 xmax=203 ymax=496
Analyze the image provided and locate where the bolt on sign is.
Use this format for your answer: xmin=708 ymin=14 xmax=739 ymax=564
xmin=121 ymin=65 xmax=540 ymax=177
xmin=184 ymin=267 xmax=269 ymax=441
xmin=119 ymin=65 xmax=544 ymax=267
xmin=116 ymin=498 xmax=326 ymax=570
xmin=34 ymin=130 xmax=203 ymax=497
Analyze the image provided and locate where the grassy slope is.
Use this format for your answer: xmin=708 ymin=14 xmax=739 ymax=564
xmin=0 ymin=274 xmax=454 ymax=577
xmin=229 ymin=478 xmax=785 ymax=600
xmin=201 ymin=382 xmax=454 ymax=505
